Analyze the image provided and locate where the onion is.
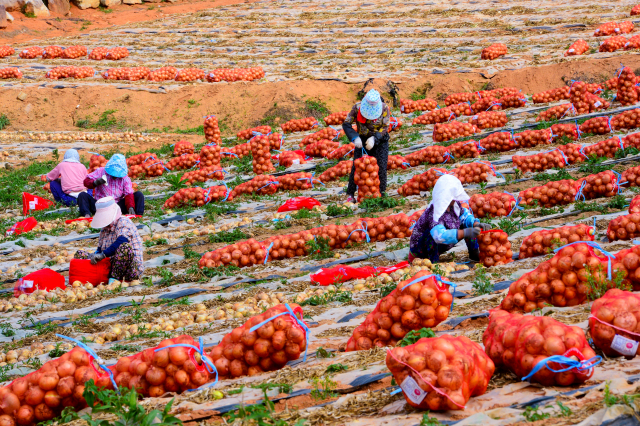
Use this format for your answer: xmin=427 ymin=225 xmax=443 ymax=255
xmin=0 ymin=393 xmax=19 ymax=415
xmin=0 ymin=415 xmax=15 ymax=426
xmin=15 ymin=405 xmax=34 ymax=426
xmin=145 ymin=367 xmax=166 ymax=386
xmin=24 ymin=387 xmax=44 ymax=406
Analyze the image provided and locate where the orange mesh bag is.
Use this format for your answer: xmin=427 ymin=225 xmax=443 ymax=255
xmin=583 ymin=137 xmax=626 ymax=159
xmin=611 ymin=109 xmax=640 ymax=131
xmin=326 ymin=143 xmax=355 ymax=160
xmin=500 ymin=242 xmax=614 ymax=312
xmin=104 ymin=47 xmax=128 ymax=60
xmin=483 ymin=310 xmax=599 ymax=386
xmin=227 ymin=175 xmax=279 ymax=201
xmin=611 ymin=245 xmax=640 ymax=291
xmin=304 ymin=140 xmax=339 ymax=158
xmin=300 ymin=128 xmax=339 ymax=147
xmin=607 ymin=213 xmax=640 ymax=241
xmin=600 ymin=36 xmax=627 ymax=52
xmin=174 ymin=68 xmax=205 ymax=82
xmin=250 ymin=135 xmax=276 ymax=175
xmin=471 ymin=96 xmax=500 ymax=114
xmin=433 ymin=121 xmax=477 ymax=143
xmin=165 ymin=154 xmax=200 ymax=171
xmin=595 ymin=21 xmax=634 ymax=36
xmin=444 ymin=92 xmax=478 ymax=106
xmin=616 ymin=68 xmax=639 ymax=106
xmin=398 ymin=168 xmax=448 ymax=196
xmin=400 ymin=98 xmax=438 ymax=113
xmin=61 ymin=45 xmax=87 ymax=59
xmin=43 ymin=45 xmax=63 ymax=59
xmin=519 ymin=224 xmax=595 ymax=260
xmin=0 ymin=339 xmax=116 ymax=425
xmin=481 ymin=43 xmax=507 ymax=60
xmin=0 ymin=46 xmax=15 ymax=58
xmin=513 ymin=129 xmax=552 ymax=148
xmin=318 ymin=160 xmax=352 ymax=183
xmin=551 ymin=123 xmax=579 ymax=142
xmin=199 ymin=236 xmax=273 ymax=268
xmin=346 ymin=272 xmax=454 ymax=351
xmin=557 ymin=143 xmax=585 ymax=164
xmin=237 ymin=126 xmax=271 ymax=140
xmin=519 ymin=179 xmax=577 ymax=208
xmin=281 ymin=117 xmax=318 ymax=133
xmin=478 ymin=230 xmax=513 ymax=267
xmin=536 ymin=103 xmax=574 ymax=122
xmin=204 ymin=115 xmax=222 ymax=146
xmin=412 ymin=107 xmax=457 ymax=125
xmin=323 ymin=111 xmax=348 ymax=125
xmin=173 ymin=140 xmax=194 ymax=156
xmin=630 ymin=194 xmax=640 ymax=213
xmin=276 ymin=172 xmax=315 ymax=191
xmin=278 ymin=150 xmax=306 ymax=168
xmin=127 ymin=153 xmax=157 ymax=168
xmin=574 ymin=170 xmax=622 ymax=201
xmin=569 ymin=81 xmax=590 ymax=114
xmin=451 ymin=161 xmax=499 ymax=185
xmin=513 ymin=149 xmax=568 ymax=173
xmin=111 ymin=335 xmax=215 ymax=397
xmin=88 ymin=47 xmax=109 ymax=60
xmin=387 ymin=155 xmax=408 ymax=170
xmin=565 ymin=39 xmax=589 ymax=56
xmin=0 ymin=68 xmax=22 ymax=79
xmin=590 ymin=289 xmax=640 ymax=358
xmin=147 ymin=66 xmax=178 ymax=81
xmin=469 ymin=192 xmax=518 ymax=219
xmin=354 ymin=152 xmax=381 ymax=202
xmin=478 ymin=132 xmax=515 ymax=152
xmin=88 ymin=153 xmax=107 ymax=173
xmin=470 ymin=110 xmax=508 ymax=129
xmin=448 ymin=140 xmax=481 ymax=159
xmin=209 ymin=304 xmax=309 ymax=379
xmin=404 ymin=145 xmax=449 ymax=167
xmin=623 ymin=166 xmax=640 ymax=188
xmin=579 ymin=116 xmax=613 ymax=136
xmin=199 ymin=144 xmax=222 ymax=170
xmin=386 ymin=335 xmax=494 ymax=411
xmin=532 ymin=87 xmax=570 ymax=103
xmin=180 ymin=167 xmax=225 ymax=186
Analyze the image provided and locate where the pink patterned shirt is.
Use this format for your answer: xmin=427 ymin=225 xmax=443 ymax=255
xmin=87 ymin=167 xmax=134 ymax=202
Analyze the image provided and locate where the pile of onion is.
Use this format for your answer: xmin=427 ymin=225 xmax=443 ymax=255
xmin=61 ymin=45 xmax=87 ymax=59
xmin=574 ymin=170 xmax=619 ymax=200
xmin=112 ymin=335 xmax=212 ymax=398
xmin=88 ymin=154 xmax=107 ymax=173
xmin=590 ymin=289 xmax=640 ymax=358
xmin=478 ymin=230 xmax=513 ymax=267
xmin=536 ymin=103 xmax=574 ymax=122
xmin=607 ymin=213 xmax=640 ymax=241
xmin=448 ymin=140 xmax=480 ymax=159
xmin=304 ymin=139 xmax=340 ymax=158
xmin=326 ymin=143 xmax=355 ymax=160
xmin=532 ymin=87 xmax=570 ymax=103
xmin=147 ymin=66 xmax=178 ymax=81
xmin=481 ymin=43 xmax=508 ymax=60
xmin=105 ymin=47 xmax=129 ymax=60
xmin=276 ymin=172 xmax=314 ymax=191
xmin=300 ymin=127 xmax=339 ymax=147
xmin=552 ymin=124 xmax=579 ymax=143
xmin=469 ymin=192 xmax=516 ymax=218
xmin=386 ymin=334 xmax=494 ymax=411
xmin=88 ymin=47 xmax=109 ymax=60
xmin=228 ymin=175 xmax=279 ymax=201
xmin=478 ymin=131 xmax=515 ymax=152
xmin=519 ymin=224 xmax=595 ymax=259
xmin=165 ymin=154 xmax=200 ymax=171
xmin=398 ymin=168 xmax=448 ymax=196
xmin=404 ymin=145 xmax=448 ymax=167
xmin=323 ymin=111 xmax=348 ymax=125
xmin=433 ymin=121 xmax=477 ymax=143
xmin=205 ymin=67 xmax=265 ymax=82
xmin=387 ymin=155 xmax=408 ymax=170
xmin=513 ymin=149 xmax=567 ymax=173
xmin=0 ymin=68 xmax=22 ymax=79
xmin=354 ymin=155 xmax=381 ymax=202
xmin=209 ymin=304 xmax=308 ymax=379
xmin=520 ymin=179 xmax=577 ymax=208
xmin=175 ymin=68 xmax=205 ymax=82
xmin=250 ymin=135 xmax=276 ymax=175
xmin=43 ymin=46 xmax=63 ymax=59
xmin=237 ymin=126 xmax=271 ymax=140
xmin=203 ymin=115 xmax=222 ymax=146
xmin=19 ymin=47 xmax=43 ymax=59
xmin=513 ymin=129 xmax=551 ymax=148
xmin=281 ymin=117 xmax=317 ymax=133
xmin=483 ymin=309 xmax=596 ymax=386
xmin=0 ymin=46 xmax=15 ymax=58
xmin=595 ymin=21 xmax=634 ymax=36
xmin=318 ymin=160 xmax=353 ymax=183
xmin=400 ymin=98 xmax=438 ymax=113
xmin=470 ymin=111 xmax=508 ymax=129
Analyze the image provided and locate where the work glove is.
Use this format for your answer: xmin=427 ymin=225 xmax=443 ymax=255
xmin=89 ymin=252 xmax=106 ymax=265
xmin=128 ymin=207 xmax=135 ymax=215
xmin=477 ymin=222 xmax=492 ymax=231
xmin=353 ymin=137 xmax=363 ymax=149
xmin=94 ymin=178 xmax=106 ymax=187
xmin=365 ymin=136 xmax=375 ymax=151
xmin=463 ymin=227 xmax=481 ymax=240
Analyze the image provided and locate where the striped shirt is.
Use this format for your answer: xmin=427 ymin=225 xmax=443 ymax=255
xmin=99 ymin=216 xmax=144 ymax=276
xmin=87 ymin=167 xmax=134 ymax=202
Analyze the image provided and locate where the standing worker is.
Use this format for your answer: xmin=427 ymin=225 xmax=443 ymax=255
xmin=342 ymin=89 xmax=390 ymax=203
xmin=45 ymin=149 xmax=87 ymax=207
xmin=409 ymin=175 xmax=492 ymax=264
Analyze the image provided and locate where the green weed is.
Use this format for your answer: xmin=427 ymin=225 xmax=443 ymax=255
xmin=326 ymin=363 xmax=348 ymax=373
xmin=0 ymin=114 xmax=9 ymax=130
xmin=208 ymin=229 xmax=248 ymax=243
xmin=523 ymin=406 xmax=550 ymax=422
xmin=305 ymin=236 xmax=333 ymax=260
xmin=473 ymin=264 xmax=493 ymax=295
xmin=398 ymin=328 xmax=435 ymax=347
xmin=360 ymin=196 xmax=405 ymax=213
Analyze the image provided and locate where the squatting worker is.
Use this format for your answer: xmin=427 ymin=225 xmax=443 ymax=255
xmin=74 ymin=196 xmax=144 ymax=281
xmin=342 ymin=89 xmax=390 ymax=203
xmin=78 ymin=154 xmax=145 ymax=218
xmin=45 ymin=149 xmax=88 ymax=207
xmin=409 ymin=175 xmax=492 ymax=264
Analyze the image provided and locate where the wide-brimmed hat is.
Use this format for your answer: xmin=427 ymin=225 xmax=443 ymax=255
xmin=91 ymin=196 xmax=122 ymax=229
xmin=359 ymin=89 xmax=383 ymax=120
xmin=105 ymin=154 xmax=128 ymax=178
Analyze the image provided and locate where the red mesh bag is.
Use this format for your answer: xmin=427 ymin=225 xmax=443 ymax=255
xmin=127 ymin=153 xmax=157 ymax=168
xmin=318 ymin=160 xmax=352 ymax=183
xmin=586 ymin=92 xmax=610 ymax=112
xmin=15 ymin=268 xmax=66 ymax=296
xmin=478 ymin=132 xmax=515 ymax=152
xmin=400 ymin=98 xmax=438 ymax=113
xmin=88 ymin=47 xmax=109 ymax=60
xmin=165 ymin=154 xmax=199 ymax=171
xmin=612 ymin=109 xmax=640 ymax=130
xmin=61 ymin=45 xmax=87 ymax=59
xmin=471 ymin=96 xmax=501 ymax=114
xmin=433 ymin=121 xmax=477 ymax=143
xmin=0 ymin=68 xmax=22 ymax=79
xmin=483 ymin=310 xmax=598 ymax=386
xmin=277 ymin=150 xmax=306 ymax=167
xmin=552 ymin=124 xmax=579 ymax=143
xmin=112 ymin=335 xmax=214 ymax=397
xmin=354 ymin=154 xmax=381 ymax=202
xmin=600 ymin=36 xmax=627 ymax=52
xmin=209 ymin=304 xmax=308 ymax=379
xmin=519 ymin=224 xmax=595 ymax=259
xmin=386 ymin=335 xmax=494 ymax=411
xmin=470 ymin=110 xmax=508 ymax=129
xmin=276 ymin=172 xmax=314 ymax=191
xmin=174 ymin=68 xmax=205 ymax=82
xmin=520 ymin=179 xmax=577 ymax=208
xmin=387 ymin=155 xmax=408 ymax=170
xmin=625 ymin=133 xmax=640 ymax=150
xmin=448 ymin=140 xmax=480 ymax=159
xmin=237 ymin=126 xmax=271 ymax=140
xmin=88 ymin=154 xmax=107 ymax=173
xmin=205 ymin=67 xmax=264 ymax=82
xmin=228 ymin=175 xmax=279 ymax=201
xmin=398 ymin=168 xmax=448 ymax=196
xmin=250 ymin=135 xmax=276 ymax=175
xmin=281 ymin=117 xmax=318 ymax=133
xmin=590 ymin=289 xmax=640 ymax=358
xmin=323 ymin=111 xmax=348 ymax=125
xmin=557 ymin=143 xmax=585 ymax=163
xmin=346 ymin=272 xmax=453 ymax=351
xmin=180 ymin=167 xmax=224 ymax=186
xmin=198 ymin=144 xmax=221 ymax=170
xmin=147 ymin=66 xmax=178 ymax=81
xmin=625 ymin=35 xmax=640 ymax=50
xmin=565 ymin=39 xmax=589 ymax=56
xmin=618 ymin=68 xmax=639 ymax=106
xmin=0 ymin=46 xmax=15 ymax=58
xmin=300 ymin=127 xmax=339 ymax=147
xmin=173 ymin=140 xmax=194 ymax=156
xmin=583 ymin=137 xmax=625 ymax=159
xmin=513 ymin=129 xmax=552 ymax=148
xmin=623 ymin=166 xmax=640 ymax=189
xmin=448 ymin=102 xmax=473 ymax=117
xmin=607 ymin=213 xmax=640 ymax=241
xmin=612 ymin=245 xmax=640 ymax=291
xmin=579 ymin=116 xmax=613 ymax=136
xmin=632 ymin=5 xmax=640 ymax=15
xmin=501 ymin=242 xmax=613 ymax=312
xmin=105 ymin=47 xmax=129 ymax=60
xmin=481 ymin=43 xmax=507 ymax=60
xmin=574 ymin=170 xmax=622 ymax=201
xmin=595 ymin=21 xmax=634 ymax=36
xmin=326 ymin=143 xmax=355 ymax=160
xmin=0 ymin=344 xmax=116 ymax=425
xmin=43 ymin=45 xmax=63 ymax=59
xmin=479 ymin=230 xmax=513 ymax=267
xmin=532 ymin=87 xmax=570 ymax=103
xmin=405 ymin=145 xmax=449 ymax=167
xmin=412 ymin=107 xmax=457 ymax=125
xmin=204 ymin=115 xmax=222 ymax=146
xmin=469 ymin=192 xmax=517 ymax=218
xmin=444 ymin=92 xmax=477 ymax=106
xmin=304 ymin=140 xmax=339 ymax=158
xmin=513 ymin=149 xmax=567 ymax=173
xmin=452 ymin=161 xmax=498 ymax=185
xmin=19 ymin=47 xmax=42 ymax=59
xmin=499 ymin=95 xmax=526 ymax=109
xmin=536 ymin=103 xmax=574 ymax=122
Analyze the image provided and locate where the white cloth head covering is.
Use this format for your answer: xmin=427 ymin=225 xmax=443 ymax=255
xmin=91 ymin=196 xmax=122 ymax=229
xmin=428 ymin=174 xmax=470 ymax=222
xmin=63 ymin=149 xmax=80 ymax=163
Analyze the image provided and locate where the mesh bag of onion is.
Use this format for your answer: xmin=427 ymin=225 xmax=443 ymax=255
xmin=574 ymin=170 xmax=622 ymax=201
xmin=452 ymin=161 xmax=497 ymax=185
xmin=0 ymin=344 xmax=115 ymax=426
xmin=227 ymin=175 xmax=279 ymax=201
xmin=447 ymin=140 xmax=480 ymax=159
xmin=398 ymin=168 xmax=448 ymax=196
xmin=304 ymin=140 xmax=340 ymax=158
xmin=433 ymin=121 xmax=477 ymax=143
xmin=557 ymin=143 xmax=585 ymax=164
xmin=318 ymin=160 xmax=352 ymax=183
xmin=173 ymin=140 xmax=194 ymax=156
xmin=209 ymin=304 xmax=308 ymax=379
xmin=250 ymin=135 xmax=276 ymax=175
xmin=481 ymin=43 xmax=507 ymax=60
xmin=276 ymin=172 xmax=314 ymax=191
xmin=323 ymin=111 xmax=348 ymax=125
xmin=163 ymin=186 xmax=227 ymax=209
xmin=483 ymin=310 xmax=599 ymax=386
xmin=590 ymin=289 xmax=640 ymax=358
xmin=281 ymin=117 xmax=318 ymax=133
xmin=500 ymin=242 xmax=613 ymax=312
xmin=612 ymin=245 xmax=640 ymax=291
xmin=520 ymin=179 xmax=577 ymax=208
xmin=199 ymin=238 xmax=269 ymax=268
xmin=478 ymin=132 xmax=515 ymax=152
xmin=326 ymin=143 xmax=355 ymax=160
xmin=630 ymin=195 xmax=640 ymax=213
xmin=387 ymin=155 xmax=408 ymax=170
xmin=111 ymin=335 xmax=215 ymax=398
xmin=469 ymin=192 xmax=517 ymax=219
xmin=354 ymin=153 xmax=381 ymax=202
xmin=607 ymin=213 xmax=640 ymax=242
xmin=478 ymin=230 xmax=513 ymax=267
xmin=237 ymin=126 xmax=271 ymax=140
xmin=386 ymin=334 xmax=494 ymax=411
xmin=300 ymin=128 xmax=338 ymax=147
xmin=519 ymin=224 xmax=595 ymax=260
xmin=88 ymin=154 xmax=107 ymax=173
xmin=199 ymin=143 xmax=222 ymax=169
xmin=404 ymin=145 xmax=448 ymax=167
xmin=165 ymin=153 xmax=199 ymax=171
xmin=346 ymin=272 xmax=453 ymax=351
xmin=278 ymin=150 xmax=306 ymax=167
xmin=513 ymin=149 xmax=567 ymax=173
xmin=180 ymin=167 xmax=225 ymax=186
xmin=565 ymin=39 xmax=589 ymax=56
xmin=400 ymin=98 xmax=438 ymax=113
